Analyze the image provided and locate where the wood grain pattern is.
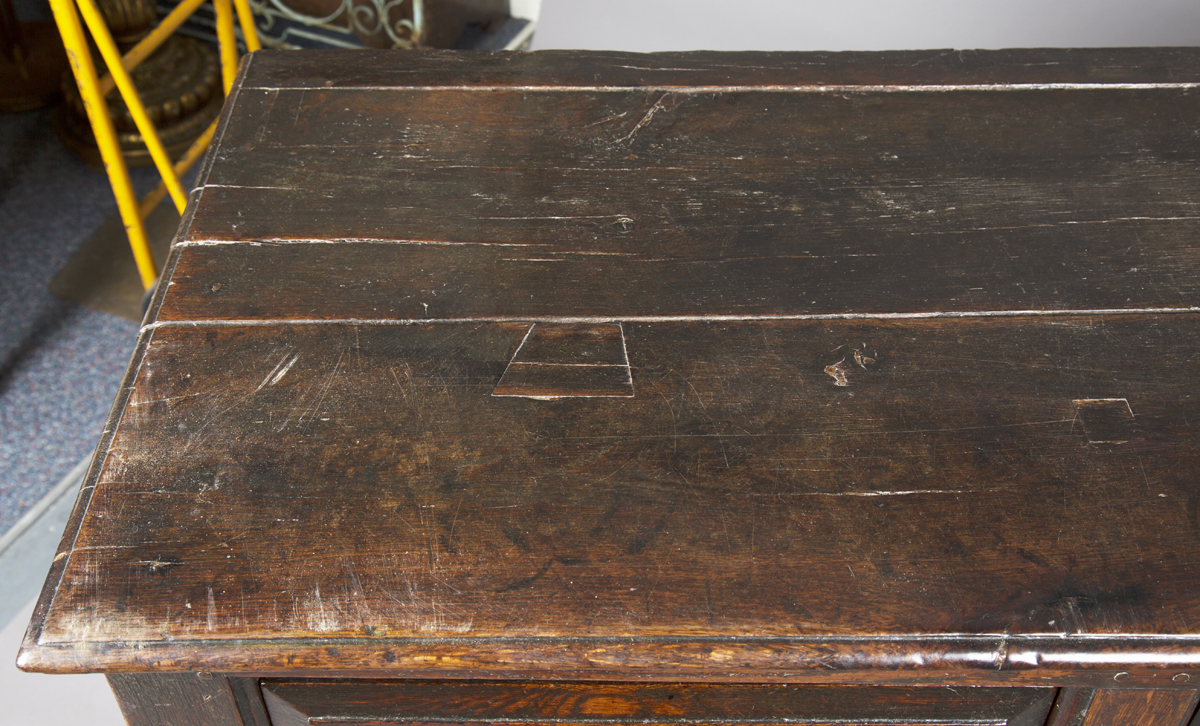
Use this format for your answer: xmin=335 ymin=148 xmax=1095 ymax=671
xmin=19 ymin=51 xmax=1200 ymax=726
xmin=166 ymin=77 xmax=1200 ymax=321
xmin=19 ymin=315 xmax=1200 ymax=677
xmin=1046 ymin=688 xmax=1098 ymax=726
xmin=107 ymin=673 xmax=246 ymax=726
xmin=1081 ymin=689 xmax=1198 ymax=726
xmin=260 ymin=680 xmax=1055 ymax=726
xmin=238 ymin=48 xmax=1200 ymax=90
xmin=228 ymin=675 xmax=273 ymax=726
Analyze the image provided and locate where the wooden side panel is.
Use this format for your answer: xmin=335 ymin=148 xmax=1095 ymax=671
xmin=260 ymin=680 xmax=1055 ymax=726
xmin=228 ymin=676 xmax=273 ymax=726
xmin=107 ymin=673 xmax=245 ymax=726
xmin=1046 ymin=688 xmax=1097 ymax=726
xmin=1082 ymin=689 xmax=1198 ymax=726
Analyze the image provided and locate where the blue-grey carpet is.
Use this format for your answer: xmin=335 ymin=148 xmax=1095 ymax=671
xmin=0 ymin=105 xmax=157 ymax=536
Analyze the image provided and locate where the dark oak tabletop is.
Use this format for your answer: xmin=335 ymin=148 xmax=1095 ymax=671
xmin=19 ymin=48 xmax=1200 ymax=686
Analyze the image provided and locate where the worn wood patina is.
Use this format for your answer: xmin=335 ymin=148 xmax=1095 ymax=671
xmin=18 ymin=48 xmax=1200 ymax=725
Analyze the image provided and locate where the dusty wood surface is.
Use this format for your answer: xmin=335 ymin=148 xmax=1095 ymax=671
xmin=18 ymin=50 xmax=1200 ymax=700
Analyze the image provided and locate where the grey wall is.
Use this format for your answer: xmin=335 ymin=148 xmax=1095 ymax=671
xmin=532 ymin=0 xmax=1200 ymax=51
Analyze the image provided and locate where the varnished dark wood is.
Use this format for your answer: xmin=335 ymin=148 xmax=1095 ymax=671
xmin=228 ymin=676 xmax=273 ymax=726
xmin=259 ymin=680 xmax=1055 ymax=726
xmin=1047 ymin=688 xmax=1097 ymax=726
xmin=18 ymin=315 xmax=1200 ymax=676
xmin=19 ymin=47 xmax=1200 ymax=725
xmin=171 ymin=76 xmax=1200 ymax=321
xmin=1081 ymin=689 xmax=1198 ymax=726
xmin=107 ymin=673 xmax=246 ymax=726
xmin=239 ymin=48 xmax=1200 ymax=90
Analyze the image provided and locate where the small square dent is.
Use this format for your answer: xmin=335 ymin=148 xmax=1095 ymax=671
xmin=1072 ymin=398 xmax=1136 ymax=444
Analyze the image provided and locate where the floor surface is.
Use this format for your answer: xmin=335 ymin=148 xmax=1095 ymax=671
xmin=1 ymin=598 xmax=126 ymax=726
xmin=0 ymin=104 xmax=147 ymax=537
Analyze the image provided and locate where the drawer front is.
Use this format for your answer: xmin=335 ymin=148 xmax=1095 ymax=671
xmin=261 ymin=680 xmax=1055 ymax=726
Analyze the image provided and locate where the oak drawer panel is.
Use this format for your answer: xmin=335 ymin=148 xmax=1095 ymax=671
xmin=261 ymin=680 xmax=1055 ymax=726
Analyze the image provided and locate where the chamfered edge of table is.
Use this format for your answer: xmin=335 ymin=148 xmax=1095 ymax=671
xmin=18 ymin=626 xmax=1200 ymax=686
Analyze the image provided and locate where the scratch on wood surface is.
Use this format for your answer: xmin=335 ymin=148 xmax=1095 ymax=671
xmin=128 ymin=391 xmax=207 ymax=407
xmin=249 ymin=88 xmax=278 ymax=149
xmin=615 ymin=65 xmax=709 ymax=71
xmin=583 ymin=110 xmax=629 ymax=128
xmin=782 ymin=489 xmax=1000 ymax=497
xmin=304 ymin=585 xmax=338 ymax=633
xmin=291 ymin=89 xmax=304 ymax=129
xmin=254 ymin=351 xmax=299 ymax=392
xmin=206 ymin=586 xmax=216 ymax=632
xmin=146 ymin=307 xmax=1200 ymax=332
xmin=177 ymin=238 xmax=550 ymax=247
xmin=564 ymin=250 xmax=639 ymax=256
xmin=202 ymin=184 xmax=297 ymax=191
xmin=615 ymin=93 xmax=673 ymax=144
xmin=957 ymin=216 xmax=1200 ymax=234
xmin=379 ymin=571 xmax=475 ymax=635
xmin=295 ymin=348 xmax=346 ymax=429
xmin=480 ymin=214 xmax=633 ymax=221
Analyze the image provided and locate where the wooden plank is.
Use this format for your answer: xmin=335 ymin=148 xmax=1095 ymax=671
xmin=1081 ymin=689 xmax=1198 ymax=726
xmin=239 ymin=48 xmax=1200 ymax=90
xmin=204 ymin=87 xmax=1200 ymax=187
xmin=19 ymin=315 xmax=1200 ymax=675
xmin=159 ymin=229 xmax=1200 ymax=321
xmin=164 ymin=85 xmax=1200 ymax=320
xmin=260 ymin=680 xmax=1055 ymax=726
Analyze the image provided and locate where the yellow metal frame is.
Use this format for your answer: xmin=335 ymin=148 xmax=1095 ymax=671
xmin=49 ymin=0 xmax=260 ymax=290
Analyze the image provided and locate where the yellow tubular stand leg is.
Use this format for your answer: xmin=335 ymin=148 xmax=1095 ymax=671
xmin=48 ymin=0 xmax=158 ymax=290
xmin=213 ymin=0 xmax=238 ymax=94
xmin=233 ymin=0 xmax=261 ymax=51
xmin=138 ymin=116 xmax=219 ymax=219
xmin=74 ymin=0 xmax=189 ymax=214
xmin=95 ymin=0 xmax=207 ymax=97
